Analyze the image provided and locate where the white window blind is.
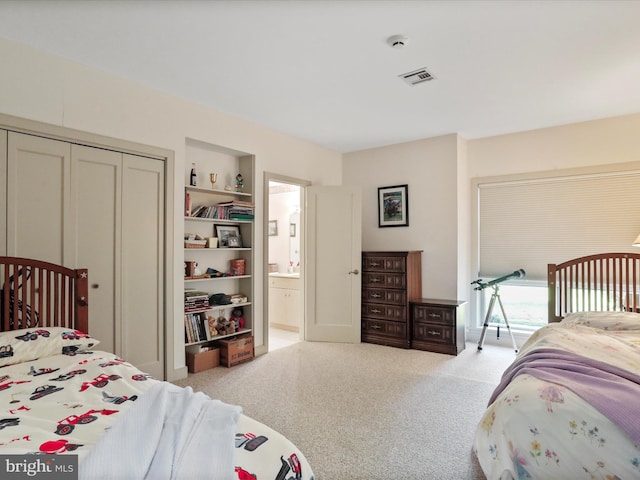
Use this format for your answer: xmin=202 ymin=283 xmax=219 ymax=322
xmin=478 ymin=171 xmax=640 ymax=282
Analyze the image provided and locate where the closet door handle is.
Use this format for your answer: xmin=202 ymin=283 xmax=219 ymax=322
xmin=348 ymin=269 xmax=359 ymax=275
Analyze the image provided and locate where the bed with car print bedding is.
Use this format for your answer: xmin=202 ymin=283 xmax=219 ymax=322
xmin=473 ymin=253 xmax=640 ymax=480
xmin=0 ymin=257 xmax=314 ymax=480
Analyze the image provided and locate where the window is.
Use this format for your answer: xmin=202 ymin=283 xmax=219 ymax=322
xmin=473 ymin=165 xmax=640 ymax=331
xmin=479 ymin=284 xmax=547 ymax=332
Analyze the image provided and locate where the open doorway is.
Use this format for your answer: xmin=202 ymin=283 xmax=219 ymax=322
xmin=264 ymin=173 xmax=310 ymax=351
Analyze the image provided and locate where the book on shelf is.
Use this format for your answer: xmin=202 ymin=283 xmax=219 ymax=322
xmin=185 ymin=289 xmax=209 ymax=298
xmin=184 ymin=314 xmax=195 ymax=343
xmin=216 ymin=200 xmax=255 ymax=207
xmin=185 ymin=192 xmax=192 ymax=217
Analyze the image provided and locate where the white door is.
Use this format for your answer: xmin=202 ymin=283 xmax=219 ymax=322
xmin=121 ymin=154 xmax=165 ymax=379
xmin=305 ymin=186 xmax=361 ymax=343
xmin=73 ymin=145 xmax=121 ymax=355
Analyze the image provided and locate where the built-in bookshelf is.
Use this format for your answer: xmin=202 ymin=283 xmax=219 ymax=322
xmin=183 ymin=139 xmax=255 ymax=369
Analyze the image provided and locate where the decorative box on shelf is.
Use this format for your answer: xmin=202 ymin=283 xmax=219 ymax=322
xmin=185 ymin=239 xmax=207 ymax=249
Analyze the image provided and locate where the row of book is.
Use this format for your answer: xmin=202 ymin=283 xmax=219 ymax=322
xmin=184 ymin=312 xmax=217 ymax=343
xmin=185 ymin=195 xmax=255 ymax=221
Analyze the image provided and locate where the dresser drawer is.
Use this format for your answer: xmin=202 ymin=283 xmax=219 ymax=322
xmin=362 ymin=255 xmax=406 ymax=273
xmin=362 ymin=303 xmax=406 ymax=321
xmin=413 ymin=323 xmax=453 ymax=345
xmin=362 ymin=287 xmax=406 ymax=305
xmin=362 ymin=272 xmax=406 ymax=289
xmin=412 ymin=304 xmax=454 ymax=325
xmin=362 ymin=318 xmax=407 ymax=339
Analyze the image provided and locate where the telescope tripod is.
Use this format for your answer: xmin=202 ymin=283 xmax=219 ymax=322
xmin=477 ymin=284 xmax=519 ymax=352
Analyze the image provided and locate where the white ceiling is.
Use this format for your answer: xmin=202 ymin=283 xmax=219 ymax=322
xmin=1 ymin=0 xmax=640 ymax=153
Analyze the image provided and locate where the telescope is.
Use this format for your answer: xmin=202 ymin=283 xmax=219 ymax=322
xmin=472 ymin=269 xmax=525 ymax=291
xmin=474 ymin=268 xmax=525 ymax=353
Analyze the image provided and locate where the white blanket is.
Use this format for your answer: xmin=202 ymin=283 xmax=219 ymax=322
xmin=79 ymin=381 xmax=242 ymax=480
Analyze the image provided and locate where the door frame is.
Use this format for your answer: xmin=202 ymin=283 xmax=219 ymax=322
xmin=262 ymin=172 xmax=311 ymax=352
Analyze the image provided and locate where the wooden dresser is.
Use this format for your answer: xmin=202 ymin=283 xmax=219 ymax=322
xmin=411 ymin=298 xmax=466 ymax=355
xmin=361 ymin=251 xmax=422 ymax=348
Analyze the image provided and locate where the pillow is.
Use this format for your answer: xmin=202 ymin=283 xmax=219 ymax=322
xmin=0 ymin=327 xmax=100 ymax=367
xmin=561 ymin=311 xmax=640 ymax=331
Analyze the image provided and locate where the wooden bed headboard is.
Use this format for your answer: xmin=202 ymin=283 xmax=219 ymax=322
xmin=548 ymin=252 xmax=640 ymax=323
xmin=0 ymin=257 xmax=88 ymax=333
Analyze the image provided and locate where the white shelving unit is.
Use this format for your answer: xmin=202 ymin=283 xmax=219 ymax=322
xmin=183 ymin=140 xmax=255 ymax=358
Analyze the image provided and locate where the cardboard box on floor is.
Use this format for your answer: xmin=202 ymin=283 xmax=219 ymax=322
xmin=218 ymin=334 xmax=254 ymax=367
xmin=186 ymin=348 xmax=220 ymax=373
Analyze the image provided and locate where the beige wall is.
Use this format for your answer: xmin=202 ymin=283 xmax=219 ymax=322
xmin=343 ymin=134 xmax=461 ymax=300
xmin=467 ymin=113 xmax=640 ymax=177
xmin=0 ymin=37 xmax=342 ymax=379
xmin=344 ymin=113 xmax=640 ymax=343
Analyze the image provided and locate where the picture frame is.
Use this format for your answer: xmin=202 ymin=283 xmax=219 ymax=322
xmin=227 ymin=234 xmax=242 ymax=248
xmin=289 ymin=223 xmax=296 ymax=237
xmin=268 ymin=220 xmax=278 ymax=236
xmin=378 ymin=184 xmax=409 ymax=228
xmin=215 ymin=225 xmax=241 ymax=247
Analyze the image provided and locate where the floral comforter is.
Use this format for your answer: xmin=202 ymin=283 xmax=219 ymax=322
xmin=0 ymin=330 xmax=314 ymax=479
xmin=474 ymin=311 xmax=640 ymax=480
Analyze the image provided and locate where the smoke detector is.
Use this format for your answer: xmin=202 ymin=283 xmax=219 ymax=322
xmin=387 ymin=35 xmax=409 ymax=49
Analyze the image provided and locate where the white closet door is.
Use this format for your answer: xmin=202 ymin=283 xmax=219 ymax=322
xmin=72 ymin=144 xmax=121 ymax=354
xmin=6 ymin=132 xmax=72 ymax=263
xmin=121 ymin=154 xmax=165 ymax=378
xmin=3 ymin=131 xmax=165 ymax=378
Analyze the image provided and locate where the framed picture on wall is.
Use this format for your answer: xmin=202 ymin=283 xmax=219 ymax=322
xmin=378 ymin=184 xmax=409 ymax=227
xmin=289 ymin=223 xmax=296 ymax=237
xmin=268 ymin=220 xmax=278 ymax=236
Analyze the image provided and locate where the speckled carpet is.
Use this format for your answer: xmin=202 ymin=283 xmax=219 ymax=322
xmin=173 ymin=341 xmax=515 ymax=480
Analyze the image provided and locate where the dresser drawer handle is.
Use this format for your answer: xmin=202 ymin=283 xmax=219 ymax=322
xmin=371 ymin=324 xmax=382 ymax=330
xmin=371 ymin=293 xmax=382 ymax=298
xmin=369 ymin=262 xmax=381 ymax=267
xmin=371 ymin=278 xmax=381 ymax=283
xmin=371 ymin=308 xmax=381 ymax=314
xmin=428 ymin=313 xmax=441 ymax=318
xmin=427 ymin=330 xmax=441 ymax=336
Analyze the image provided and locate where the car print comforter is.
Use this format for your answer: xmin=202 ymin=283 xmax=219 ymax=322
xmin=0 ymin=348 xmax=314 ymax=479
xmin=473 ymin=311 xmax=640 ymax=480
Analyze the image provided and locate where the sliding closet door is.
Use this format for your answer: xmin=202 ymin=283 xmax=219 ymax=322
xmin=72 ymin=145 xmax=121 ymax=354
xmin=3 ymin=130 xmax=165 ymax=379
xmin=6 ymin=132 xmax=72 ymax=263
xmin=121 ymin=154 xmax=165 ymax=379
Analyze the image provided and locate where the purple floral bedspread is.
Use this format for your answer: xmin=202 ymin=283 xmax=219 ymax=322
xmin=474 ymin=311 xmax=640 ymax=480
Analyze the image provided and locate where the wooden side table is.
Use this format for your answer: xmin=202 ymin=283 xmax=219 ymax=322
xmin=411 ymin=299 xmax=466 ymax=355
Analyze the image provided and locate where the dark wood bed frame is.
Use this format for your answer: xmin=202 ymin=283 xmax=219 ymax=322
xmin=548 ymin=252 xmax=640 ymax=323
xmin=0 ymin=256 xmax=88 ymax=332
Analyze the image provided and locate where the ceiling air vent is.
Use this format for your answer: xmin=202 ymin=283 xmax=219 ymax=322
xmin=399 ymin=67 xmax=434 ymax=86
